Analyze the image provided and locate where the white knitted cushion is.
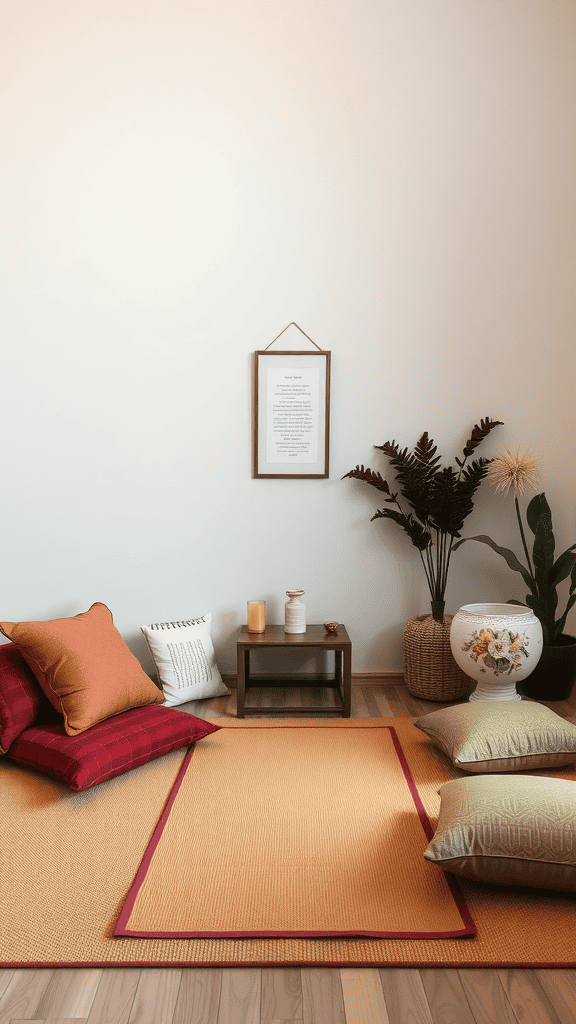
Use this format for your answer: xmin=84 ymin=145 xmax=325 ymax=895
xmin=141 ymin=614 xmax=230 ymax=705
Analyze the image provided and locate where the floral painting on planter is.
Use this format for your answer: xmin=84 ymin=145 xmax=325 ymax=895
xmin=461 ymin=628 xmax=530 ymax=676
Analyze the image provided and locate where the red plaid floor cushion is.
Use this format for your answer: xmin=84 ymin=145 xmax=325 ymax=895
xmin=0 ymin=642 xmax=56 ymax=754
xmin=7 ymin=703 xmax=220 ymax=790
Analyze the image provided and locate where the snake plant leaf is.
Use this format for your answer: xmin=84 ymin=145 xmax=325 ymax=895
xmin=524 ymin=592 xmax=557 ymax=644
xmin=526 ymin=493 xmax=550 ymax=535
xmin=532 ymin=507 xmax=555 ymax=579
xmin=452 ymin=534 xmax=534 ymax=590
xmin=548 ymin=547 xmax=576 ymax=588
xmin=539 ymin=582 xmax=559 ymax=619
xmin=556 ymin=590 xmax=576 ymax=638
xmin=556 ymin=562 xmax=576 ymax=636
xmin=453 ymin=490 xmax=574 ymax=646
xmin=524 ymin=592 xmax=550 ymax=619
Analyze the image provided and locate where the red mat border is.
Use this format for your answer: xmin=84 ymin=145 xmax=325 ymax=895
xmin=114 ymin=724 xmax=476 ymax=940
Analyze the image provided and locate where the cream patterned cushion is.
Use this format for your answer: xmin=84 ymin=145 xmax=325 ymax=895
xmin=414 ymin=700 xmax=576 ymax=773
xmin=424 ymin=774 xmax=576 ymax=891
xmin=141 ymin=614 xmax=230 ymax=706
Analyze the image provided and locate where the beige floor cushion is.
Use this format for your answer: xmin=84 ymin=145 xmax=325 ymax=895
xmin=425 ymin=773 xmax=576 ymax=891
xmin=414 ymin=700 xmax=576 ymax=772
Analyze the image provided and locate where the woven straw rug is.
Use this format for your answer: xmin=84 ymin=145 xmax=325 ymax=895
xmin=1 ymin=717 xmax=575 ymax=968
xmin=115 ymin=722 xmax=473 ymax=939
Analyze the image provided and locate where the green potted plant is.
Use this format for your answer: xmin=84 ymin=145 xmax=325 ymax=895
xmin=453 ymin=449 xmax=576 ymax=700
xmin=343 ymin=417 xmax=503 ymax=700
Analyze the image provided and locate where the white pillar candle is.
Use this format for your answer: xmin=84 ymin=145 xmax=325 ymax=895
xmin=247 ymin=600 xmax=266 ymax=632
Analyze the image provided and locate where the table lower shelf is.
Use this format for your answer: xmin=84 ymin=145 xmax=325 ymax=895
xmin=241 ymin=706 xmax=346 ymax=715
xmin=239 ymin=675 xmax=349 ymax=717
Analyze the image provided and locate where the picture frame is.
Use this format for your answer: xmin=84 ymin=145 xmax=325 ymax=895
xmin=253 ymin=348 xmax=331 ymax=478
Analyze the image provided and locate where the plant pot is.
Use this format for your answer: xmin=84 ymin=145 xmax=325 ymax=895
xmin=403 ymin=614 xmax=470 ymax=701
xmin=519 ymin=634 xmax=576 ymax=702
xmin=450 ymin=603 xmax=543 ymax=702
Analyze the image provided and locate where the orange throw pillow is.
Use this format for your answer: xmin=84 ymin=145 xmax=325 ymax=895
xmin=0 ymin=602 xmax=165 ymax=736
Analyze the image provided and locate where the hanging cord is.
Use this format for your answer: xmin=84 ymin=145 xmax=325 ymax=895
xmin=264 ymin=322 xmax=324 ymax=351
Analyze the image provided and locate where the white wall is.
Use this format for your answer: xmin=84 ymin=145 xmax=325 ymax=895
xmin=2 ymin=0 xmax=575 ymax=674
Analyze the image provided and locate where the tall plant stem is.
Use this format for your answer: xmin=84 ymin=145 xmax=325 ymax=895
xmin=436 ymin=529 xmax=449 ymax=601
xmin=425 ymin=540 xmax=436 ymax=593
xmin=440 ymin=534 xmax=452 ymax=599
xmin=443 ymin=536 xmax=455 ymax=595
xmin=515 ymin=496 xmax=534 ymax=578
xmin=442 ymin=530 xmax=449 ymax=595
xmin=391 ymin=491 xmax=436 ymax=602
xmin=418 ymin=547 xmax=434 ymax=598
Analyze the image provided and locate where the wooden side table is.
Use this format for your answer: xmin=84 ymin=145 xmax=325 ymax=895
xmin=236 ymin=624 xmax=352 ymax=717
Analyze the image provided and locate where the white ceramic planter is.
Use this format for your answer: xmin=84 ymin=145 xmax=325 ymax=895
xmin=450 ymin=603 xmax=543 ymax=702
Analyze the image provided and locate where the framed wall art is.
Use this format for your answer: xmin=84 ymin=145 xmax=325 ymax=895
xmin=252 ymin=324 xmax=331 ymax=479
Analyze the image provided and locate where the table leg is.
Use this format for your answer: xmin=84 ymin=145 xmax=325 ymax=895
xmin=237 ymin=647 xmax=248 ymax=718
xmin=340 ymin=646 xmax=351 ymax=717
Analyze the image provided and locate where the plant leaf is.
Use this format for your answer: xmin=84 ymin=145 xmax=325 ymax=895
xmin=549 ymin=547 xmax=576 ymax=588
xmin=536 ymin=581 xmax=558 ymax=619
xmin=427 ymin=466 xmax=459 ymax=533
xmin=532 ymin=508 xmax=555 ymax=581
xmin=413 ymin=431 xmax=442 ymax=471
xmin=425 ymin=460 xmax=489 ymax=536
xmin=452 ymin=535 xmax=534 ymax=590
xmin=524 ymin=591 xmax=551 ymax=621
xmin=554 ymin=561 xmax=576 ymax=638
xmin=526 ymin=493 xmax=550 ymax=535
xmin=375 ymin=438 xmax=436 ymax=524
xmin=461 ymin=417 xmax=504 ymax=459
xmin=341 ymin=465 xmax=391 ymax=493
xmin=374 ymin=436 xmax=439 ymax=525
xmin=556 ymin=591 xmax=576 ymax=638
xmin=371 ymin=507 xmax=431 ymax=551
xmin=445 ymin=458 xmax=492 ymax=535
xmin=374 ymin=440 xmax=414 ymax=468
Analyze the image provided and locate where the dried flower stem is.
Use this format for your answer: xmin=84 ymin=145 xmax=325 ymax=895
xmin=515 ymin=495 xmax=534 ymax=578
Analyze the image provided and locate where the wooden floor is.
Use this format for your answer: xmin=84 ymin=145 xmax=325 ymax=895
xmin=1 ymin=679 xmax=575 ymax=1024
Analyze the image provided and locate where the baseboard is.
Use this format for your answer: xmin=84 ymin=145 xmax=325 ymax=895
xmin=221 ymin=671 xmax=405 ymax=688
xmin=351 ymin=671 xmax=405 ymax=687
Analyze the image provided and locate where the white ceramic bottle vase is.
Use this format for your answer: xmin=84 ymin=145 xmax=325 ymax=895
xmin=285 ymin=590 xmax=306 ymax=634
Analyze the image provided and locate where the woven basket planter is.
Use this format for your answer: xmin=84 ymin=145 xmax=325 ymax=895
xmin=403 ymin=613 xmax=470 ymax=701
